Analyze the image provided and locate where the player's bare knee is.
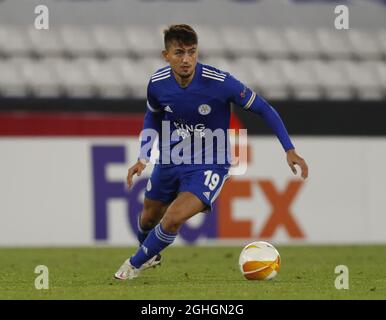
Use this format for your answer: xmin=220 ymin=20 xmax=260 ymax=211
xmin=140 ymin=209 xmax=160 ymax=229
xmin=141 ymin=203 xmax=165 ymax=229
xmin=161 ymin=214 xmax=183 ymax=234
xmin=140 ymin=217 xmax=158 ymax=230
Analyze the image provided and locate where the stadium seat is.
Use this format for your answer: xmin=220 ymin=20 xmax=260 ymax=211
xmin=0 ymin=22 xmax=384 ymax=102
xmin=45 ymin=57 xmax=95 ymax=97
xmin=0 ymin=59 xmax=27 ymax=97
xmin=60 ymin=25 xmax=98 ymax=56
xmin=372 ymin=61 xmax=386 ymax=92
xmin=0 ymin=26 xmax=32 ymax=56
xmin=193 ymin=26 xmax=227 ymax=57
xmin=144 ymin=56 xmax=168 ymax=74
xmin=232 ymin=57 xmax=267 ymax=90
xmin=362 ymin=61 xmax=386 ymax=95
xmin=377 ymin=29 xmax=386 ymax=57
xmin=253 ymin=27 xmax=291 ymax=58
xmin=125 ymin=26 xmax=164 ymax=57
xmin=220 ymin=27 xmax=258 ymax=56
xmin=347 ymin=29 xmax=383 ymax=59
xmin=274 ymin=59 xmax=322 ymax=100
xmin=203 ymin=57 xmax=235 ymax=74
xmin=92 ymin=26 xmax=129 ymax=56
xmin=109 ymin=56 xmax=166 ymax=98
xmin=316 ymin=28 xmax=354 ymax=59
xmin=27 ymin=27 xmax=64 ymax=57
xmin=304 ymin=60 xmax=352 ymax=100
xmin=247 ymin=59 xmax=290 ymax=100
xmin=109 ymin=57 xmax=149 ymax=98
xmin=337 ymin=60 xmax=384 ymax=100
xmin=204 ymin=56 xmax=257 ymax=91
xmin=11 ymin=57 xmax=61 ymax=97
xmin=284 ymin=28 xmax=321 ymax=58
xmin=201 ymin=56 xmax=227 ymax=69
xmin=77 ymin=57 xmax=127 ymax=98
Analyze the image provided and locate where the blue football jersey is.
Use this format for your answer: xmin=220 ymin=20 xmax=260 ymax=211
xmin=145 ymin=62 xmax=255 ymax=167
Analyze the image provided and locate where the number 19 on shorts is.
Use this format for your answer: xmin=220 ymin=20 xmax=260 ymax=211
xmin=204 ymin=170 xmax=220 ymax=191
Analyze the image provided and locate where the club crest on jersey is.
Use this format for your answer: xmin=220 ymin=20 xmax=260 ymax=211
xmin=198 ymin=104 xmax=211 ymax=115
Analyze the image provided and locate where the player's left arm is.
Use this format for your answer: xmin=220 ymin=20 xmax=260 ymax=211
xmin=248 ymin=94 xmax=308 ymax=179
xmin=226 ymin=76 xmax=308 ymax=179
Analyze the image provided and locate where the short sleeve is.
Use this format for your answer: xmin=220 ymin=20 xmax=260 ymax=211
xmin=225 ymin=74 xmax=256 ymax=110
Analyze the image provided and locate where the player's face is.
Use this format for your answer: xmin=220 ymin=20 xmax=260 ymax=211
xmin=163 ymin=41 xmax=198 ymax=79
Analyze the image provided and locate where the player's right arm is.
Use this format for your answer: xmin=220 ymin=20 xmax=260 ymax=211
xmin=127 ymin=82 xmax=163 ymax=188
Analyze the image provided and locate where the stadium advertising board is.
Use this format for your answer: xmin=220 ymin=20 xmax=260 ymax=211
xmin=1 ymin=135 xmax=386 ymax=246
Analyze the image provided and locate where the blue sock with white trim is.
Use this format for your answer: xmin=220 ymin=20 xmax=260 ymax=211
xmin=130 ymin=224 xmax=177 ymax=269
xmin=137 ymin=214 xmax=150 ymax=245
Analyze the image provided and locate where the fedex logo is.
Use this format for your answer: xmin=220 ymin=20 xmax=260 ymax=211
xmin=92 ymin=145 xmax=305 ymax=243
xmin=217 ymin=179 xmax=305 ymax=238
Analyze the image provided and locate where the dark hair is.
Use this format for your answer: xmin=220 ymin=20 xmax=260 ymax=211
xmin=163 ymin=24 xmax=198 ymax=49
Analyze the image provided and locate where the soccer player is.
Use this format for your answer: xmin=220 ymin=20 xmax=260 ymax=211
xmin=114 ymin=24 xmax=308 ymax=280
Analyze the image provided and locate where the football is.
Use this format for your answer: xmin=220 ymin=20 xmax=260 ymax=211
xmin=239 ymin=241 xmax=281 ymax=280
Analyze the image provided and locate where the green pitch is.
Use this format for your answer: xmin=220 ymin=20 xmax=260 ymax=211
xmin=0 ymin=246 xmax=385 ymax=300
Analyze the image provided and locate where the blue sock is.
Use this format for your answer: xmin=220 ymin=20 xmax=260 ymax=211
xmin=130 ymin=224 xmax=177 ymax=269
xmin=137 ymin=214 xmax=150 ymax=245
